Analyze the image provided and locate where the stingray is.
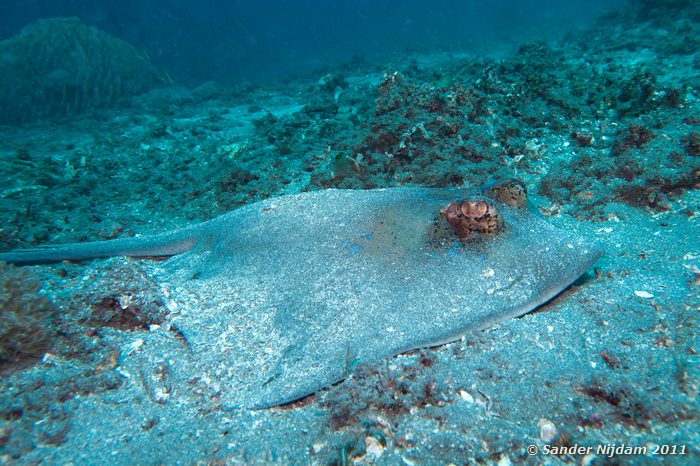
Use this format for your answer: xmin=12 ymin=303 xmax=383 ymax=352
xmin=0 ymin=179 xmax=602 ymax=408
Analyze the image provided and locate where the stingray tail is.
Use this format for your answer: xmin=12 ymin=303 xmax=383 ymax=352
xmin=0 ymin=227 xmax=199 ymax=265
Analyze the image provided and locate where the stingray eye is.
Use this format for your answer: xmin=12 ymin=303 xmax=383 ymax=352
xmin=439 ymin=199 xmax=504 ymax=241
xmin=485 ymin=178 xmax=527 ymax=208
xmin=460 ymin=200 xmax=488 ymax=218
xmin=439 ymin=202 xmax=461 ymax=224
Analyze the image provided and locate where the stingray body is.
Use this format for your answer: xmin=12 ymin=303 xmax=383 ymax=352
xmin=0 ymin=183 xmax=602 ymax=408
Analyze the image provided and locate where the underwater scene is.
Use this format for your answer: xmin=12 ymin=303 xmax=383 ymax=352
xmin=0 ymin=0 xmax=698 ymax=464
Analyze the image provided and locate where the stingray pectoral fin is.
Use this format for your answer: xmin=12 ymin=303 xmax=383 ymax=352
xmin=0 ymin=228 xmax=199 ymax=265
xmin=416 ymin=239 xmax=604 ymax=350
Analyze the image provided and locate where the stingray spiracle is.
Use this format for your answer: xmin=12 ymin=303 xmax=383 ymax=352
xmin=440 ymin=199 xmax=504 ymax=240
xmin=484 ymin=178 xmax=527 ymax=208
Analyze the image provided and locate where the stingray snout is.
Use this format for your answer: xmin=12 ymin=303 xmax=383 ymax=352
xmin=440 ymin=199 xmax=504 ymax=240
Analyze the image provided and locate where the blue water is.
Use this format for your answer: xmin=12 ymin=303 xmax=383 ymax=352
xmin=0 ymin=0 xmax=623 ymax=84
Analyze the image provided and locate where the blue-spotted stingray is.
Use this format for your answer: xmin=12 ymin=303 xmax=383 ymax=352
xmin=0 ymin=180 xmax=602 ymax=408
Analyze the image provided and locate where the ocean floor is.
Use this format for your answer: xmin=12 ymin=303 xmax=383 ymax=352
xmin=0 ymin=4 xmax=698 ymax=465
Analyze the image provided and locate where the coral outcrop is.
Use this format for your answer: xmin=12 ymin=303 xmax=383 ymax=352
xmin=0 ymin=18 xmax=166 ymax=125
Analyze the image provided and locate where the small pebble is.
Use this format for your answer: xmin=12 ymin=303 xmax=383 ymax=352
xmin=128 ymin=338 xmax=144 ymax=354
xmin=118 ymin=294 xmax=132 ymax=309
xmin=365 ymin=436 xmax=384 ymax=459
xmin=459 ymin=390 xmax=474 ymax=403
xmin=537 ymin=418 xmax=559 ymax=442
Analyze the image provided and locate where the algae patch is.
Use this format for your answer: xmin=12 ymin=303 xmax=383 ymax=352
xmin=0 ymin=263 xmax=57 ymax=366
